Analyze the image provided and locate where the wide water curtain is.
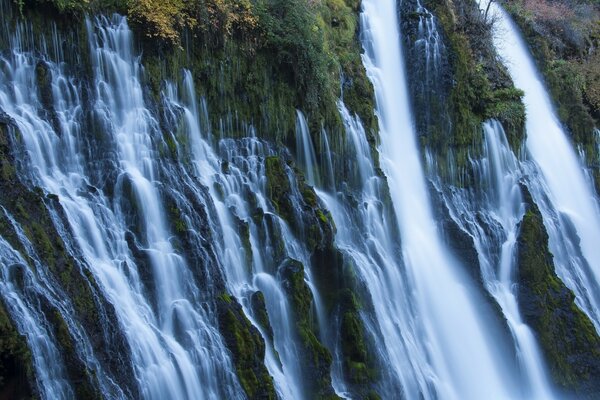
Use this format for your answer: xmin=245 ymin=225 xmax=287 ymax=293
xmin=1 ymin=0 xmax=599 ymax=399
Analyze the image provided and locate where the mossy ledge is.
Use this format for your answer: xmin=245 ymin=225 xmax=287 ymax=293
xmin=15 ymin=0 xmax=377 ymax=156
xmin=517 ymin=188 xmax=600 ymax=396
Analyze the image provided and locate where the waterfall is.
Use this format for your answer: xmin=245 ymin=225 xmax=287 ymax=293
xmin=0 ymin=209 xmax=75 ymax=400
xmin=3 ymin=0 xmax=598 ymax=398
xmin=1 ymin=16 xmax=244 ymax=400
xmin=483 ymin=1 xmax=600 ymax=332
xmin=317 ymin=101 xmax=434 ymax=398
xmin=360 ymin=0 xmax=518 ymax=398
xmin=295 ymin=110 xmax=319 ymax=186
xmin=438 ymin=121 xmax=555 ymax=398
xmin=162 ymin=71 xmax=317 ymax=400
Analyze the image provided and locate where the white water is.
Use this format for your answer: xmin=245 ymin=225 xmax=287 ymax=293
xmin=360 ymin=1 xmax=518 ymax=398
xmin=318 ymin=102 xmax=434 ymax=398
xmin=164 ymin=70 xmax=336 ymax=400
xmin=439 ymin=121 xmax=555 ymax=398
xmin=0 ymin=210 xmax=75 ymax=400
xmin=0 ymin=16 xmax=243 ymax=400
xmin=295 ymin=110 xmax=319 ymax=186
xmin=164 ymin=74 xmax=305 ymax=400
xmin=484 ymin=1 xmax=600 ymax=331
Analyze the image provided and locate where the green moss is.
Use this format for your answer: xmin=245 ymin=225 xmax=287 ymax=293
xmin=264 ymin=156 xmax=294 ymax=222
xmin=250 ymin=291 xmax=274 ymax=342
xmin=420 ymin=0 xmax=525 ymax=185
xmin=517 ymin=193 xmax=600 ymax=391
xmin=280 ymin=258 xmax=339 ymax=399
xmin=218 ymin=292 xmax=233 ymax=304
xmin=338 ymin=289 xmax=377 ymax=384
xmin=216 ymin=294 xmax=276 ymax=399
xmin=0 ymin=300 xmax=34 ymax=399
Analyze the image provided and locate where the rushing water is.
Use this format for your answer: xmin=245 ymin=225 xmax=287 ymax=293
xmin=483 ymin=0 xmax=600 ymax=333
xmin=1 ymin=1 xmax=598 ymax=398
xmin=360 ymin=0 xmax=519 ymax=398
xmin=437 ymin=121 xmax=555 ymax=398
xmin=1 ymin=15 xmax=244 ymax=400
xmin=318 ymin=101 xmax=434 ymax=398
xmin=162 ymin=71 xmax=330 ymax=400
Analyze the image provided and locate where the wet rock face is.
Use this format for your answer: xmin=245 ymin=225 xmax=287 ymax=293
xmin=216 ymin=294 xmax=276 ymax=400
xmin=517 ymin=189 xmax=600 ymax=396
xmin=279 ymin=258 xmax=339 ymax=400
xmin=1 ymin=116 xmax=137 ymax=400
xmin=400 ymin=0 xmax=452 ymax=144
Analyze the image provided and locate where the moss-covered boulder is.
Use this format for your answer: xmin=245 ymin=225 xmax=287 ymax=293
xmin=517 ymin=190 xmax=600 ymax=396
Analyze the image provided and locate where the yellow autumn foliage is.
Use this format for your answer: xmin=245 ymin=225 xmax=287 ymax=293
xmin=128 ymin=0 xmax=259 ymax=44
xmin=128 ymin=0 xmax=197 ymax=43
xmin=203 ymin=0 xmax=258 ymax=37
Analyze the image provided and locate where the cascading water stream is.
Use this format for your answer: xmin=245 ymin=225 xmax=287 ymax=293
xmin=163 ymin=70 xmax=334 ymax=400
xmin=295 ymin=110 xmax=319 ymax=186
xmin=88 ymin=17 xmax=243 ymax=400
xmin=437 ymin=121 xmax=555 ymax=398
xmin=317 ymin=101 xmax=434 ymax=398
xmin=0 ymin=209 xmax=75 ymax=400
xmin=360 ymin=0 xmax=518 ymax=398
xmin=1 ymin=15 xmax=243 ymax=400
xmin=164 ymin=74 xmax=304 ymax=400
xmin=482 ymin=1 xmax=600 ymax=332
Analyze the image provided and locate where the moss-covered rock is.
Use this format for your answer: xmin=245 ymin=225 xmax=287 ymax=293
xmin=250 ymin=291 xmax=274 ymax=343
xmin=517 ymin=189 xmax=600 ymax=395
xmin=0 ymin=300 xmax=34 ymax=400
xmin=264 ymin=155 xmax=294 ymax=222
xmin=279 ymin=258 xmax=340 ymax=399
xmin=216 ymin=293 xmax=276 ymax=400
xmin=339 ymin=290 xmax=377 ymax=385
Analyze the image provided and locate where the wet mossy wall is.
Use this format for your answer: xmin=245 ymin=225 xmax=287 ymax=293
xmin=517 ymin=189 xmax=600 ymax=396
xmin=0 ymin=117 xmax=135 ymax=398
xmin=3 ymin=1 xmax=380 ymax=395
xmin=404 ymin=0 xmax=525 ymax=186
xmin=503 ymin=0 xmax=600 ymax=188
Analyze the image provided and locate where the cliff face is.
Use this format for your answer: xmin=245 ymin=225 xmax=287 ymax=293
xmin=0 ymin=1 xmax=381 ymax=398
xmin=401 ymin=0 xmax=525 ymax=186
xmin=1 ymin=0 xmax=599 ymax=399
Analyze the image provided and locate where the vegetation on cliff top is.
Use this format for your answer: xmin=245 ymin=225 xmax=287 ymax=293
xmin=16 ymin=0 xmax=375 ymax=142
